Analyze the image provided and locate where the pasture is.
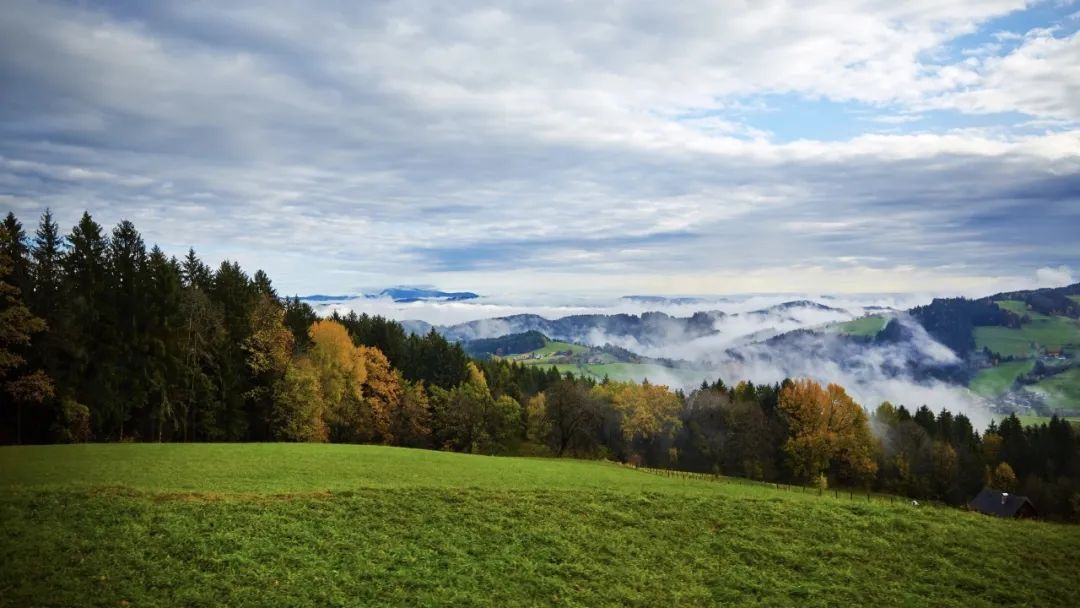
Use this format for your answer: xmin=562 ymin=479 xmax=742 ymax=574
xmin=2 ymin=444 xmax=1078 ymax=607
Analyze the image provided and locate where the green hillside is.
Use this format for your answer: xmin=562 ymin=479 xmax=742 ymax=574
xmin=508 ymin=340 xmax=711 ymax=386
xmin=1026 ymin=368 xmax=1080 ymax=406
xmin=970 ymin=360 xmax=1034 ymax=397
xmin=532 ymin=339 xmax=589 ymax=356
xmin=833 ymin=314 xmax=888 ymax=337
xmin=545 ymin=362 xmax=709 ymax=385
xmin=974 ymin=315 xmax=1080 ymax=357
xmin=967 ymin=300 xmax=1080 ymax=407
xmin=2 ymin=444 xmax=1078 ymax=607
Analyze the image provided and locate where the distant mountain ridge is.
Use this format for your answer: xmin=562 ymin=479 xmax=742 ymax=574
xmin=375 ymin=287 xmax=480 ymax=303
xmin=300 ymin=287 xmax=480 ymax=304
xmin=400 ymin=300 xmax=856 ymax=345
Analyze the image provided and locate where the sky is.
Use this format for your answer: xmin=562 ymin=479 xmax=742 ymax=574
xmin=1 ymin=0 xmax=1078 ymax=298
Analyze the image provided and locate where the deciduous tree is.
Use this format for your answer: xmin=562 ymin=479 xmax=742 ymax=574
xmin=778 ymin=379 xmax=877 ymax=485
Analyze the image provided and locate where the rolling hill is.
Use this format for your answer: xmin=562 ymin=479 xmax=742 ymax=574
xmin=2 ymin=444 xmax=1078 ymax=607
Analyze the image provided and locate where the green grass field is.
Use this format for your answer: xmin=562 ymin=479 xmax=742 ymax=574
xmin=2 ymin=444 xmax=1079 ymax=607
xmin=1025 ymin=368 xmax=1080 ymax=408
xmin=993 ymin=299 xmax=1034 ymax=318
xmin=547 ymin=362 xmax=709 ymax=386
xmin=834 ymin=315 xmax=888 ymax=337
xmin=530 ymin=340 xmax=589 ymax=356
xmin=969 ymin=360 xmax=1034 ymax=397
xmin=974 ymin=315 xmax=1080 ymax=357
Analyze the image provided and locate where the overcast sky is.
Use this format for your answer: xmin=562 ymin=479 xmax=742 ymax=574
xmin=1 ymin=0 xmax=1078 ymax=297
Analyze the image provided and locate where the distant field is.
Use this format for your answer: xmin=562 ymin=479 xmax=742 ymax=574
xmin=531 ymin=340 xmax=588 ymax=356
xmin=969 ymin=360 xmax=1034 ymax=397
xmin=834 ymin=315 xmax=888 ymax=337
xmin=1025 ymin=368 xmax=1080 ymax=408
xmin=1069 ymin=295 xmax=1080 ymax=305
xmin=2 ymin=444 xmax=1078 ymax=607
xmin=993 ymin=299 xmax=1039 ymax=318
xmin=548 ymin=362 xmax=709 ymax=386
xmin=974 ymin=315 xmax=1080 ymax=357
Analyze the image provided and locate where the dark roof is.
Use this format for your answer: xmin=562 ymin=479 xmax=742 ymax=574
xmin=969 ymin=487 xmax=1037 ymax=518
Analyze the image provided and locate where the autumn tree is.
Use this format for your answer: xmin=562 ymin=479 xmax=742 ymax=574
xmin=357 ymin=345 xmax=399 ymax=444
xmin=271 ymin=359 xmax=326 ymax=442
xmin=989 ymin=461 xmax=1017 ymax=492
xmin=0 ymin=238 xmax=54 ymax=443
xmin=431 ymin=362 xmax=520 ymax=454
xmin=307 ymin=319 xmax=368 ymax=442
xmin=244 ymin=293 xmax=295 ymax=439
xmin=592 ymin=379 xmax=681 ymax=464
xmin=930 ymin=441 xmax=959 ymax=498
xmin=524 ymin=392 xmax=551 ymax=447
xmin=778 ymin=379 xmax=877 ymax=486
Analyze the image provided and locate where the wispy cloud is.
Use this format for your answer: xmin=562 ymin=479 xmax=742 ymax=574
xmin=0 ymin=0 xmax=1077 ymax=295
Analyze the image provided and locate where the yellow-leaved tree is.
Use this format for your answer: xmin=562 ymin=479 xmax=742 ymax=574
xmin=778 ymin=379 xmax=878 ymax=486
xmin=592 ymin=379 xmax=681 ymax=464
xmin=307 ymin=319 xmax=368 ymax=441
xmin=357 ymin=345 xmax=399 ymax=444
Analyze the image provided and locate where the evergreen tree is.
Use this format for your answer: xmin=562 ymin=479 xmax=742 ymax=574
xmin=108 ymin=220 xmax=150 ymax=438
xmin=62 ymin=213 xmax=115 ymax=438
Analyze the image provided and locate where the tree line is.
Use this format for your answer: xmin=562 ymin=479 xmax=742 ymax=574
xmin=1 ymin=211 xmax=1078 ymax=519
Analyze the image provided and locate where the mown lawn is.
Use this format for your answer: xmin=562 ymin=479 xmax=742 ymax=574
xmin=2 ymin=444 xmax=1078 ymax=607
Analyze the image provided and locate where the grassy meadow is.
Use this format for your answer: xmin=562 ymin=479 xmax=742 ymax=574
xmin=2 ymin=444 xmax=1079 ymax=607
xmin=969 ymin=360 xmax=1034 ymax=397
xmin=1026 ymin=368 xmax=1080 ymax=407
xmin=974 ymin=308 xmax=1080 ymax=358
xmin=834 ymin=314 xmax=888 ymax=337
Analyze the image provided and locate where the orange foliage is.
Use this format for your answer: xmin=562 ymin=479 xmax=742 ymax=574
xmin=778 ymin=379 xmax=878 ymax=483
xmin=357 ymin=345 xmax=399 ymax=443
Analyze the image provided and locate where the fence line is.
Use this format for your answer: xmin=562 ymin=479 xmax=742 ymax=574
xmin=622 ymin=463 xmax=927 ymax=506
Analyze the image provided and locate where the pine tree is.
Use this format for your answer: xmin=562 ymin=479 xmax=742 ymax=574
xmin=62 ymin=212 xmax=114 ymax=437
xmin=1 ymin=213 xmax=32 ymax=299
xmin=144 ymin=247 xmax=185 ymax=441
xmin=108 ymin=220 xmax=150 ymax=438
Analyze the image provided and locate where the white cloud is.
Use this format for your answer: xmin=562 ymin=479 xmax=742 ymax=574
xmin=0 ymin=0 xmax=1077 ymax=295
xmin=1035 ymin=265 xmax=1075 ymax=286
xmin=931 ymin=29 xmax=1080 ymax=120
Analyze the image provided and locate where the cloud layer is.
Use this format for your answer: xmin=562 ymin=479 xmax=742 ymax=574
xmin=1 ymin=0 xmax=1078 ymax=295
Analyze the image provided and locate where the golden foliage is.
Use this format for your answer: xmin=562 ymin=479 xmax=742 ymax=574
xmin=357 ymin=345 xmax=399 ymax=443
xmin=244 ymin=294 xmax=294 ymax=377
xmin=308 ymin=319 xmax=367 ymax=405
xmin=990 ymin=461 xmax=1017 ymax=492
xmin=592 ymin=380 xmax=681 ymax=443
xmin=778 ymin=379 xmax=878 ymax=483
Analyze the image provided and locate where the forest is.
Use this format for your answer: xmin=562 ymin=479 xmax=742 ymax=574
xmin=1 ymin=210 xmax=1078 ymax=519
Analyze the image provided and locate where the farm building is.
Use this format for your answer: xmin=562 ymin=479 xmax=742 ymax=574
xmin=968 ymin=488 xmax=1037 ymax=518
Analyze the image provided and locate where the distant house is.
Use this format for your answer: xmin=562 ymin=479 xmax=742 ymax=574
xmin=969 ymin=488 xmax=1037 ymax=518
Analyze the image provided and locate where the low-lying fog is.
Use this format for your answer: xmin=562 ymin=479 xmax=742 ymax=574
xmin=315 ymin=292 xmax=990 ymax=423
